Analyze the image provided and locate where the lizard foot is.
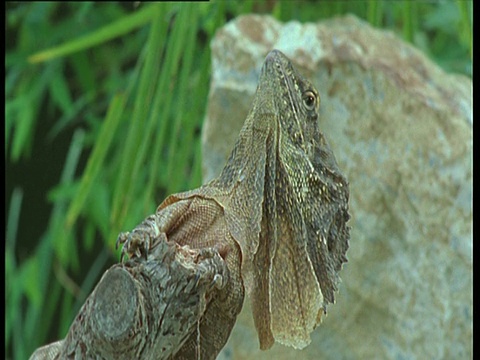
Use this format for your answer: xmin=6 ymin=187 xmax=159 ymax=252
xmin=116 ymin=215 xmax=161 ymax=262
xmin=195 ymin=247 xmax=229 ymax=291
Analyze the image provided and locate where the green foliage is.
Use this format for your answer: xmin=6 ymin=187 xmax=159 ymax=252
xmin=5 ymin=1 xmax=471 ymax=359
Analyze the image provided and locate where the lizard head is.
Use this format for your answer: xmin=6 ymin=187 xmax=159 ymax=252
xmin=259 ymin=50 xmax=323 ymax=163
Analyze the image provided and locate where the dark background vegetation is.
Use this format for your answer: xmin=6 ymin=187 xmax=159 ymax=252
xmin=5 ymin=1 xmax=471 ymax=359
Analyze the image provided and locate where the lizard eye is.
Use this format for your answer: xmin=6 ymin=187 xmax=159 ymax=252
xmin=302 ymin=91 xmax=316 ymax=111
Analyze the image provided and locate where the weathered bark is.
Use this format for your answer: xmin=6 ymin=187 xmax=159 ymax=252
xmin=29 ymin=240 xmax=230 ymax=360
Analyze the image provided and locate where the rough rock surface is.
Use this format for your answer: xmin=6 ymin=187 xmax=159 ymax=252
xmin=202 ymin=15 xmax=472 ymax=360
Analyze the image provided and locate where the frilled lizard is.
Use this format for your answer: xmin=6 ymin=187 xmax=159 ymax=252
xmin=117 ymin=49 xmax=350 ymax=358
xmin=30 ymin=49 xmax=350 ymax=360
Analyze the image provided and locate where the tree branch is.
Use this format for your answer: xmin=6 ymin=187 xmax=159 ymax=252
xmin=29 ymin=240 xmax=230 ymax=360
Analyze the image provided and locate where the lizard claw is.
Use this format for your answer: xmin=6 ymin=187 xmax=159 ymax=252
xmin=116 ymin=231 xmax=129 ymax=250
xmin=116 ymin=230 xmax=151 ymax=262
xmin=115 ymin=214 xmax=161 ymax=262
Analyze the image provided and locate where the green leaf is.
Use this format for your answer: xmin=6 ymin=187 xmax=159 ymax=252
xmin=456 ymin=0 xmax=472 ymax=58
xmin=110 ymin=3 xmax=170 ymax=233
xmin=48 ymin=93 xmax=94 ymax=141
xmin=367 ymin=0 xmax=383 ymax=26
xmin=47 ymin=181 xmax=80 ymax=204
xmin=69 ymin=50 xmax=97 ymax=95
xmin=49 ymin=70 xmax=73 ymax=114
xmin=20 ymin=257 xmax=42 ymax=308
xmin=11 ymin=95 xmax=34 ymax=160
xmin=28 ymin=4 xmax=156 ymax=63
xmin=84 ymin=179 xmax=110 ymax=240
xmin=66 ymin=94 xmax=125 ymax=230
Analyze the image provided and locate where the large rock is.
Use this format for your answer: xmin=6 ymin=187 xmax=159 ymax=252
xmin=202 ymin=15 xmax=472 ymax=359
